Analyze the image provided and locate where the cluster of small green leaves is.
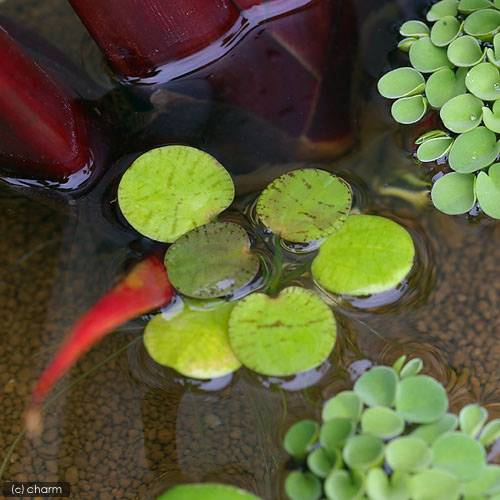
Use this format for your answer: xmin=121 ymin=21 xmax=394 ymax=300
xmin=283 ymin=357 xmax=500 ymax=500
xmin=377 ymin=0 xmax=500 ymax=219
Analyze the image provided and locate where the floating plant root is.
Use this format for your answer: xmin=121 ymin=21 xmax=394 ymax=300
xmin=25 ymin=255 xmax=174 ymax=436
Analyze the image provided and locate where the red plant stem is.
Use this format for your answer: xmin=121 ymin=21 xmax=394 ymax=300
xmin=0 ymin=26 xmax=93 ymax=180
xmin=26 ymin=256 xmax=174 ymax=434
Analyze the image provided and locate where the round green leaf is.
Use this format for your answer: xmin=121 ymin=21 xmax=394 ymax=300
xmin=157 ymin=483 xmax=260 ymax=500
xmin=398 ymin=37 xmax=418 ymax=52
xmin=391 ymin=95 xmax=428 ymax=124
xmin=400 ymin=357 xmax=424 ymax=378
xmin=464 ymin=8 xmax=500 ymax=39
xmin=322 ymin=391 xmax=363 ymax=422
xmin=118 ymin=146 xmax=234 ymax=243
xmin=427 ymin=0 xmax=459 ymax=21
xmin=463 ymin=465 xmax=500 ymax=496
xmin=343 ymin=434 xmax=385 ymax=470
xmin=361 ymin=407 xmax=405 ymax=439
xmin=366 ymin=469 xmax=411 ymax=500
xmin=431 ymin=16 xmax=461 ymax=46
xmin=465 ymin=62 xmax=500 ymax=100
xmin=411 ymin=413 xmax=459 ymax=444
xmin=410 ymin=37 xmax=454 ymax=73
xmin=165 ymin=222 xmax=259 ymax=299
xmin=325 ymin=470 xmax=365 ymax=500
xmin=354 ymin=366 xmax=399 ymax=407
xmin=400 ymin=20 xmax=430 ymax=38
xmin=416 ymin=136 xmax=454 ymax=161
xmin=448 ymin=126 xmax=498 ymax=172
xmin=307 ymin=447 xmax=337 ymax=478
xmin=395 ymin=375 xmax=448 ymax=423
xmin=410 ymin=469 xmax=460 ymax=500
xmin=320 ymin=418 xmax=355 ymax=452
xmin=284 ymin=419 xmax=320 ymax=459
xmin=482 ymin=105 xmax=500 ymax=132
xmin=432 ymin=432 xmax=486 ymax=481
xmin=440 ymin=93 xmax=484 ymax=133
xmin=476 ymin=163 xmax=500 ymax=218
xmin=459 ymin=404 xmax=489 ymax=436
xmin=431 ymin=172 xmax=477 ymax=215
xmin=480 ymin=418 xmax=500 ymax=445
xmin=459 ymin=0 xmax=494 ymax=13
xmin=378 ymin=68 xmax=426 ymax=99
xmin=256 ymin=169 xmax=352 ymax=243
xmin=385 ymin=436 xmax=433 ymax=472
xmin=144 ymin=303 xmax=240 ymax=379
xmin=312 ymin=215 xmax=415 ymax=296
xmin=228 ymin=287 xmax=336 ymax=377
xmin=448 ymin=35 xmax=485 ymax=66
xmin=425 ymin=67 xmax=467 ymax=108
xmin=415 ymin=129 xmax=451 ymax=144
xmin=285 ymin=471 xmax=322 ymax=500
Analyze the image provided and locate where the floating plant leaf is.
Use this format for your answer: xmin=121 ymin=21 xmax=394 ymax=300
xmin=366 ymin=469 xmax=411 ymax=500
xmin=312 ymin=215 xmax=415 ymax=296
xmin=483 ymin=103 xmax=500 ymax=132
xmin=459 ymin=404 xmax=489 ymax=436
xmin=432 ymin=431 xmax=487 ymax=481
xmin=411 ymin=413 xmax=459 ymax=444
xmin=399 ymin=357 xmax=423 ymax=378
xmin=431 ymin=16 xmax=461 ymax=46
xmin=400 ymin=20 xmax=430 ymax=38
xmin=284 ymin=419 xmax=320 ymax=458
xmin=476 ymin=162 xmax=500 ymax=218
xmin=480 ymin=418 xmax=500 ymax=445
xmin=307 ymin=447 xmax=337 ymax=478
xmin=410 ymin=37 xmax=454 ymax=72
xmin=342 ymin=434 xmax=385 ymax=470
xmin=165 ymin=222 xmax=259 ymax=299
xmin=324 ymin=470 xmax=365 ymax=500
xmin=398 ymin=37 xmax=418 ymax=52
xmin=385 ymin=437 xmax=433 ymax=472
xmin=228 ymin=287 xmax=336 ymax=377
xmin=377 ymin=68 xmax=425 ymax=99
xmin=415 ymin=129 xmax=451 ymax=144
xmin=410 ymin=469 xmax=460 ymax=500
xmin=158 ymin=483 xmax=260 ymax=500
xmin=416 ymin=136 xmax=454 ymax=161
xmin=464 ymin=8 xmax=500 ymax=39
xmin=320 ymin=418 xmax=355 ymax=452
xmin=256 ymin=169 xmax=352 ymax=243
xmin=285 ymin=471 xmax=322 ymax=500
xmin=395 ymin=375 xmax=448 ymax=423
xmin=440 ymin=93 xmax=484 ymax=133
xmin=459 ymin=0 xmax=494 ymax=14
xmin=118 ymin=146 xmax=234 ymax=243
xmin=391 ymin=95 xmax=428 ymax=124
xmin=486 ymin=32 xmax=500 ymax=66
xmin=143 ymin=302 xmax=241 ymax=379
xmin=392 ymin=355 xmax=408 ymax=374
xmin=463 ymin=465 xmax=500 ymax=496
xmin=447 ymin=35 xmax=484 ymax=66
xmin=425 ymin=67 xmax=467 ymax=108
xmin=465 ymin=62 xmax=500 ymax=100
xmin=448 ymin=126 xmax=499 ymax=172
xmin=322 ymin=391 xmax=363 ymax=422
xmin=427 ymin=0 xmax=459 ymax=21
xmin=361 ymin=407 xmax=405 ymax=439
xmin=354 ymin=366 xmax=398 ymax=407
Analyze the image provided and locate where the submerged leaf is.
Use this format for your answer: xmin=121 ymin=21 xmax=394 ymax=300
xmin=158 ymin=483 xmax=260 ymax=500
xmin=431 ymin=172 xmax=477 ymax=215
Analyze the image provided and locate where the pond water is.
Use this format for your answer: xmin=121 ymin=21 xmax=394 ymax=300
xmin=0 ymin=0 xmax=498 ymax=499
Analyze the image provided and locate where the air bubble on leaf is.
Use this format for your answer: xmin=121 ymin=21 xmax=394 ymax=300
xmin=440 ymin=93 xmax=484 ymax=133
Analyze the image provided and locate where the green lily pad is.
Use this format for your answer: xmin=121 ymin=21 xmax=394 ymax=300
xmin=377 ymin=68 xmax=426 ymax=99
xmin=165 ymin=222 xmax=259 ymax=299
xmin=311 ymin=215 xmax=415 ymax=296
xmin=432 ymin=431 xmax=486 ymax=481
xmin=324 ymin=470 xmax=365 ymax=500
xmin=395 ymin=375 xmax=448 ymax=423
xmin=228 ymin=287 xmax=336 ymax=377
xmin=476 ymin=163 xmax=500 ymax=218
xmin=285 ymin=471 xmax=322 ymax=500
xmin=464 ymin=8 xmax=500 ymax=39
xmin=425 ymin=67 xmax=467 ymax=108
xmin=361 ymin=407 xmax=405 ymax=439
xmin=398 ymin=37 xmax=418 ymax=52
xmin=320 ymin=418 xmax=355 ymax=452
xmin=284 ymin=419 xmax=320 ymax=459
xmin=416 ymin=136 xmax=454 ymax=161
xmin=385 ymin=436 xmax=433 ymax=472
xmin=465 ymin=62 xmax=500 ymax=100
xmin=440 ymin=93 xmax=484 ymax=133
xmin=322 ymin=391 xmax=363 ymax=421
xmin=157 ymin=483 xmax=260 ymax=500
xmin=431 ymin=172 xmax=477 ymax=215
xmin=118 ymin=146 xmax=234 ymax=243
xmin=463 ymin=465 xmax=500 ymax=496
xmin=256 ymin=169 xmax=352 ymax=243
xmin=448 ymin=35 xmax=485 ymax=66
xmin=410 ymin=37 xmax=454 ymax=72
xmin=479 ymin=418 xmax=500 ymax=445
xmin=366 ymin=469 xmax=411 ymax=500
xmin=343 ymin=434 xmax=385 ymax=470
xmin=459 ymin=404 xmax=489 ymax=436
xmin=391 ymin=96 xmax=428 ymax=124
xmin=483 ymin=104 xmax=500 ymax=132
xmin=410 ymin=469 xmax=461 ymax=500
xmin=144 ymin=302 xmax=240 ymax=379
xmin=431 ymin=16 xmax=461 ymax=46
xmin=411 ymin=413 xmax=459 ymax=444
xmin=449 ymin=126 xmax=499 ymax=173
xmin=400 ymin=20 xmax=430 ymax=37
xmin=427 ymin=0 xmax=459 ymax=21
xmin=307 ymin=447 xmax=338 ymax=478
xmin=415 ymin=129 xmax=451 ymax=144
xmin=459 ymin=0 xmax=494 ymax=13
xmin=354 ymin=366 xmax=398 ymax=407
xmin=400 ymin=357 xmax=424 ymax=378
